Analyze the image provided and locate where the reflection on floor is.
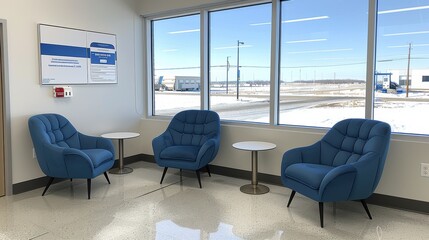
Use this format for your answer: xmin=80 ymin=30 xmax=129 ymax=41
xmin=0 ymin=161 xmax=428 ymax=239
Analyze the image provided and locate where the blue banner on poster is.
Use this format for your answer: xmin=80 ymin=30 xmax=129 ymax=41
xmin=40 ymin=43 xmax=87 ymax=58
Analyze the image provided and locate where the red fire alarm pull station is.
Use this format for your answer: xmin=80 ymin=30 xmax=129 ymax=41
xmin=53 ymin=86 xmax=73 ymax=98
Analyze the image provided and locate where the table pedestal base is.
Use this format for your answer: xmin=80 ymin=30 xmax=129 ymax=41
xmin=109 ymin=167 xmax=133 ymax=174
xmin=232 ymin=141 xmax=276 ymax=195
xmin=240 ymin=184 xmax=270 ymax=195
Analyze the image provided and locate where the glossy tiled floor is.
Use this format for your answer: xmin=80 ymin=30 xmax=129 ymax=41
xmin=0 ymin=161 xmax=428 ymax=240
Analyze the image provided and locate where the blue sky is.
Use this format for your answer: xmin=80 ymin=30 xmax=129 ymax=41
xmin=377 ymin=0 xmax=429 ymax=73
xmin=152 ymin=0 xmax=429 ymax=82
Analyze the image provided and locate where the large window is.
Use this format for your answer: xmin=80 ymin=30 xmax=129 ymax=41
xmin=375 ymin=0 xmax=429 ymax=134
xmin=151 ymin=14 xmax=200 ymax=116
xmin=148 ymin=0 xmax=429 ymax=136
xmin=209 ymin=4 xmax=272 ymax=123
xmin=278 ymin=0 xmax=368 ymax=127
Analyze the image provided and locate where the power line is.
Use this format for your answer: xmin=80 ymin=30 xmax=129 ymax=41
xmin=155 ymin=62 xmax=365 ymax=70
xmin=155 ymin=56 xmax=429 ymax=71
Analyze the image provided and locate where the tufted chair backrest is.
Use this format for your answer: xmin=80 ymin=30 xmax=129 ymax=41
xmin=321 ymin=118 xmax=391 ymax=167
xmin=29 ymin=114 xmax=81 ymax=149
xmin=28 ymin=114 xmax=82 ymax=176
xmin=320 ymin=118 xmax=391 ymax=197
xmin=167 ymin=110 xmax=220 ymax=146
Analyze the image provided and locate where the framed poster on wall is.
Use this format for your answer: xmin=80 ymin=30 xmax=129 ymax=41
xmin=39 ymin=24 xmax=117 ymax=85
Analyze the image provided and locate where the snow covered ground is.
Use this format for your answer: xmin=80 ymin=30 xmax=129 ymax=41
xmin=154 ymin=84 xmax=429 ymax=135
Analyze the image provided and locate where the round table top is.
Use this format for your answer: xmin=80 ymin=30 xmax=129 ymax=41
xmin=232 ymin=141 xmax=276 ymax=151
xmin=101 ymin=132 xmax=140 ymax=139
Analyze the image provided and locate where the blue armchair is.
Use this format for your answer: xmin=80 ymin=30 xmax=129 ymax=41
xmin=28 ymin=114 xmax=115 ymax=199
xmin=281 ymin=118 xmax=391 ymax=227
xmin=152 ymin=110 xmax=220 ymax=188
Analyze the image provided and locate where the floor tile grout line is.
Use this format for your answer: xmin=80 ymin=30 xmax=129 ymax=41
xmin=28 ymin=231 xmax=50 ymax=240
xmin=133 ymin=179 xmax=185 ymax=199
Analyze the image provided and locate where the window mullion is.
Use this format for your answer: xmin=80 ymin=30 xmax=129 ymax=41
xmin=144 ymin=18 xmax=153 ymax=118
xmin=201 ymin=10 xmax=209 ymax=110
xmin=365 ymin=0 xmax=378 ymax=119
xmin=270 ymin=0 xmax=281 ymax=126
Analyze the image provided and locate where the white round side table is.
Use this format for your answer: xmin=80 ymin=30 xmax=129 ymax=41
xmin=101 ymin=132 xmax=140 ymax=174
xmin=233 ymin=141 xmax=276 ymax=195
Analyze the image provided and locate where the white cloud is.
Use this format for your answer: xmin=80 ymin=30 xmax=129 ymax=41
xmin=250 ymin=15 xmax=329 ymax=26
xmin=378 ymin=5 xmax=429 ymax=14
xmin=168 ymin=29 xmax=200 ymax=34
xmin=285 ymin=38 xmax=327 ymax=44
xmin=287 ymin=48 xmax=353 ymax=54
xmin=384 ymin=31 xmax=429 ymax=37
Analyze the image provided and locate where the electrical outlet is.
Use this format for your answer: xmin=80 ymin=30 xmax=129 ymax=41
xmin=32 ymin=148 xmax=36 ymax=159
xmin=421 ymin=163 xmax=429 ymax=177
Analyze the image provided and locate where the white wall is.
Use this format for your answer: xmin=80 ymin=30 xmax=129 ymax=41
xmin=0 ymin=0 xmax=143 ymax=184
xmin=138 ymin=0 xmax=429 ymax=203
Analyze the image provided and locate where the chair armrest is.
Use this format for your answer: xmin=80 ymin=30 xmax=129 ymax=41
xmin=35 ymin=143 xmax=68 ymax=176
xmin=152 ymin=132 xmax=171 ymax=161
xmin=350 ymin=152 xmax=379 ymax=179
xmin=319 ymin=164 xmax=357 ymax=201
xmin=197 ymin=139 xmax=218 ymax=169
xmin=349 ymin=152 xmax=381 ymax=196
xmin=64 ymin=147 xmax=92 ymax=159
xmin=63 ymin=148 xmax=95 ymax=178
xmin=281 ymin=142 xmax=321 ymax=171
xmin=37 ymin=144 xmax=94 ymax=178
xmin=79 ymin=133 xmax=114 ymax=155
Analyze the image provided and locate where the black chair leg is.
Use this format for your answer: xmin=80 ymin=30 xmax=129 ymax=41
xmin=206 ymin=165 xmax=211 ymax=177
xmin=196 ymin=171 xmax=202 ymax=188
xmin=160 ymin=167 xmax=168 ymax=184
xmin=103 ymin=172 xmax=111 ymax=184
xmin=70 ymin=178 xmax=72 ymax=182
xmin=361 ymin=200 xmax=372 ymax=219
xmin=287 ymin=190 xmax=296 ymax=207
xmin=319 ymin=202 xmax=324 ymax=228
xmin=42 ymin=177 xmax=55 ymax=196
xmin=87 ymin=179 xmax=91 ymax=200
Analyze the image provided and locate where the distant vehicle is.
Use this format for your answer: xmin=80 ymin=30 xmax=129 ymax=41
xmin=381 ymin=81 xmax=404 ymax=94
xmin=389 ymin=82 xmax=404 ymax=94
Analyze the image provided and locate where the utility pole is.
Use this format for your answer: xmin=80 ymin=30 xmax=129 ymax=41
xmin=226 ymin=56 xmax=230 ymax=94
xmin=406 ymin=43 xmax=412 ymax=98
xmin=237 ymin=40 xmax=244 ymax=100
